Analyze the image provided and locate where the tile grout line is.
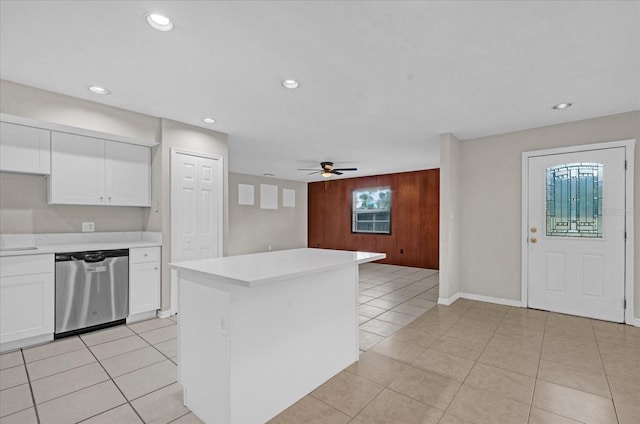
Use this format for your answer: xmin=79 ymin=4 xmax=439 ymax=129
xmin=166 ymin=410 xmax=194 ymax=423
xmin=353 ymin=297 xmax=470 ymax=422
xmin=591 ymin=320 xmax=622 ymax=424
xmin=308 ymin=392 xmax=361 ymax=421
xmin=430 ymin=303 xmax=506 ymax=422
xmin=22 ymin=341 xmax=86 ymax=366
xmin=295 ymin=268 xmax=441 ymax=422
xmin=540 ymin=320 xmax=624 ymax=399
xmin=357 ymin=277 xmax=439 ymax=347
xmin=531 ymin=315 xmax=611 ymax=424
xmin=77 ymin=333 xmax=147 ymax=423
xmin=0 ymin=363 xmax=29 ymax=391
xmin=526 ymin=309 xmax=548 ymax=424
xmin=27 ymin=337 xmax=150 ymax=384
xmin=20 ymin=348 xmax=41 ymax=424
xmin=10 ymin=321 xmax=180 ymax=423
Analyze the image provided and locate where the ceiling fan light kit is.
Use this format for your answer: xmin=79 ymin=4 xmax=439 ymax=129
xmin=297 ymin=161 xmax=358 ymax=178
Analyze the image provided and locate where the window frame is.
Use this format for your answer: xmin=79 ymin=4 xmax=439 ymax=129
xmin=351 ymin=186 xmax=392 ymax=235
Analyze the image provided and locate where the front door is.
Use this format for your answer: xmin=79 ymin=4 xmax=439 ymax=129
xmin=527 ymin=147 xmax=626 ymax=322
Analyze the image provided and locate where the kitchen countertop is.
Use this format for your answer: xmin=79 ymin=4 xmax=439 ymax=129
xmin=170 ymin=247 xmax=385 ymax=287
xmin=0 ymin=232 xmax=162 ymax=257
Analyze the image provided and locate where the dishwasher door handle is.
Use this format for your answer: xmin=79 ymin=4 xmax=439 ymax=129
xmin=84 ymin=254 xmax=106 ymax=263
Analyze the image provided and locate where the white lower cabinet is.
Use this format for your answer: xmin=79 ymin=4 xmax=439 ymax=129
xmin=0 ymin=254 xmax=54 ymax=349
xmin=129 ymin=247 xmax=161 ymax=316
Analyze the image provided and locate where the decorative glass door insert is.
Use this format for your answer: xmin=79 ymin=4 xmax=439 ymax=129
xmin=546 ymin=163 xmax=603 ymax=237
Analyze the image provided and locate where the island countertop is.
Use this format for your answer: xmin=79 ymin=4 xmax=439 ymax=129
xmin=169 ymin=248 xmax=385 ymax=287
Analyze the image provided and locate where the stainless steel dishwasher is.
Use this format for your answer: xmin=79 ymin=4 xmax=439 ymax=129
xmin=55 ymin=249 xmax=129 ymax=338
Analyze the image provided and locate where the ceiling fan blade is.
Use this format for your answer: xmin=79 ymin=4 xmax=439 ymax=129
xmin=307 ymin=171 xmax=322 ymax=175
xmin=332 ymin=168 xmax=357 ymax=172
xmin=298 ymin=168 xmax=322 ymax=171
xmin=333 ymin=171 xmax=343 ymax=175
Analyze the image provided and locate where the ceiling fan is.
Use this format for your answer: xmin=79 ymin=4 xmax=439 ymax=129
xmin=298 ymin=161 xmax=358 ymax=178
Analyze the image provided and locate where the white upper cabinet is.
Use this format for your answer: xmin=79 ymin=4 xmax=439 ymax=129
xmin=0 ymin=121 xmax=51 ymax=175
xmin=49 ymin=132 xmax=106 ymax=205
xmin=105 ymin=141 xmax=150 ymax=206
xmin=49 ymin=132 xmax=151 ymax=206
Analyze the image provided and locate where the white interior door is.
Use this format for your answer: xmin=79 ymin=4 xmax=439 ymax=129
xmin=527 ymin=147 xmax=626 ymax=322
xmin=171 ymin=150 xmax=223 ymax=314
xmin=171 ymin=151 xmax=222 ymax=262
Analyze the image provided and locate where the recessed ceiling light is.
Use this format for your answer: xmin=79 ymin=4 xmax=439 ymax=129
xmin=88 ymin=85 xmax=110 ymax=95
xmin=145 ymin=13 xmax=174 ymax=31
xmin=282 ymin=79 xmax=300 ymax=89
xmin=552 ymin=102 xmax=572 ymax=110
xmin=202 ymin=117 xmax=216 ymax=124
xmin=263 ymin=173 xmax=275 ymax=177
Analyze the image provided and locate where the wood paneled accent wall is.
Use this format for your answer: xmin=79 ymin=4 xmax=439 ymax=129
xmin=308 ymin=169 xmax=439 ymax=269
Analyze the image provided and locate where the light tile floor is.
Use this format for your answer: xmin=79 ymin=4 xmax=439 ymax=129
xmin=0 ymin=263 xmax=638 ymax=423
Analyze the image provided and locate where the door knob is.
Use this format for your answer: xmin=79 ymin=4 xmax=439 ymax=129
xmin=530 ymin=227 xmax=537 ymax=233
xmin=530 ymin=237 xmax=537 ymax=244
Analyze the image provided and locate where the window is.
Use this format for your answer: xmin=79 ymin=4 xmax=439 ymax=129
xmin=546 ymin=163 xmax=603 ymax=238
xmin=352 ymin=187 xmax=391 ymax=234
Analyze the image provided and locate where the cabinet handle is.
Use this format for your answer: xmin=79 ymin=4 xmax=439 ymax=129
xmin=108 ymin=197 xmax=112 ymax=202
xmin=144 ymin=253 xmax=148 ymax=257
xmin=154 ymin=267 xmax=158 ymax=270
xmin=100 ymin=196 xmax=104 ymax=201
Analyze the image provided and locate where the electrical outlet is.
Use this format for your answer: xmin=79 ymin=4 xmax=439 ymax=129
xmin=82 ymin=222 xmax=95 ymax=232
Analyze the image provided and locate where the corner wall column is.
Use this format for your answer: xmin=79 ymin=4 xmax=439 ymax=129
xmin=438 ymin=133 xmax=461 ymax=303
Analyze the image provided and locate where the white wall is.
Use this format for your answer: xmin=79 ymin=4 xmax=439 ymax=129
xmin=0 ymin=80 xmax=158 ymax=234
xmin=159 ymin=119 xmax=229 ymax=310
xmin=442 ymin=111 xmax=639 ymax=320
xmin=228 ymin=173 xmax=307 ymax=256
xmin=0 ymin=81 xmax=231 ymax=312
xmin=438 ymin=133 xmax=461 ymax=302
xmin=0 ymin=172 xmax=145 ymax=233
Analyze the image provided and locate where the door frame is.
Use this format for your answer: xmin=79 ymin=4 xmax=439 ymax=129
xmin=521 ymin=139 xmax=635 ymax=325
xmin=170 ymin=148 xmax=225 ymax=315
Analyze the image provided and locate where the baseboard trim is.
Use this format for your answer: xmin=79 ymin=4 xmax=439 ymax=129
xmin=438 ymin=292 xmax=521 ymax=308
xmin=459 ymin=293 xmax=522 ymax=307
xmin=1 ymin=333 xmax=53 ymax=353
xmin=127 ymin=310 xmax=158 ymax=324
xmin=440 ymin=293 xmax=640 ymax=325
xmin=157 ymin=309 xmax=172 ymax=319
xmin=438 ymin=293 xmax=461 ymax=306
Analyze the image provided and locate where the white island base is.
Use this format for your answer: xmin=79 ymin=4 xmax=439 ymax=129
xmin=171 ymin=248 xmax=385 ymax=424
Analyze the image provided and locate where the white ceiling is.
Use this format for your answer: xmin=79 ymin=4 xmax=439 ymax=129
xmin=1 ymin=1 xmax=638 ymax=182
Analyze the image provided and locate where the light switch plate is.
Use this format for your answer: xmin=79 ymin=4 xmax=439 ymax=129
xmin=82 ymin=222 xmax=95 ymax=232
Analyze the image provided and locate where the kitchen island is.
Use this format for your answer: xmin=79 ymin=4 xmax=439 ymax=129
xmin=170 ymin=248 xmax=385 ymax=424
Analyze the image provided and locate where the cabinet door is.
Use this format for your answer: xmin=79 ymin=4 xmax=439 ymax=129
xmin=105 ymin=142 xmax=151 ymax=206
xmin=129 ymin=262 xmax=160 ymax=315
xmin=0 ymin=121 xmax=51 ymax=175
xmin=0 ymin=272 xmax=54 ymax=344
xmin=49 ymin=132 xmax=105 ymax=205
